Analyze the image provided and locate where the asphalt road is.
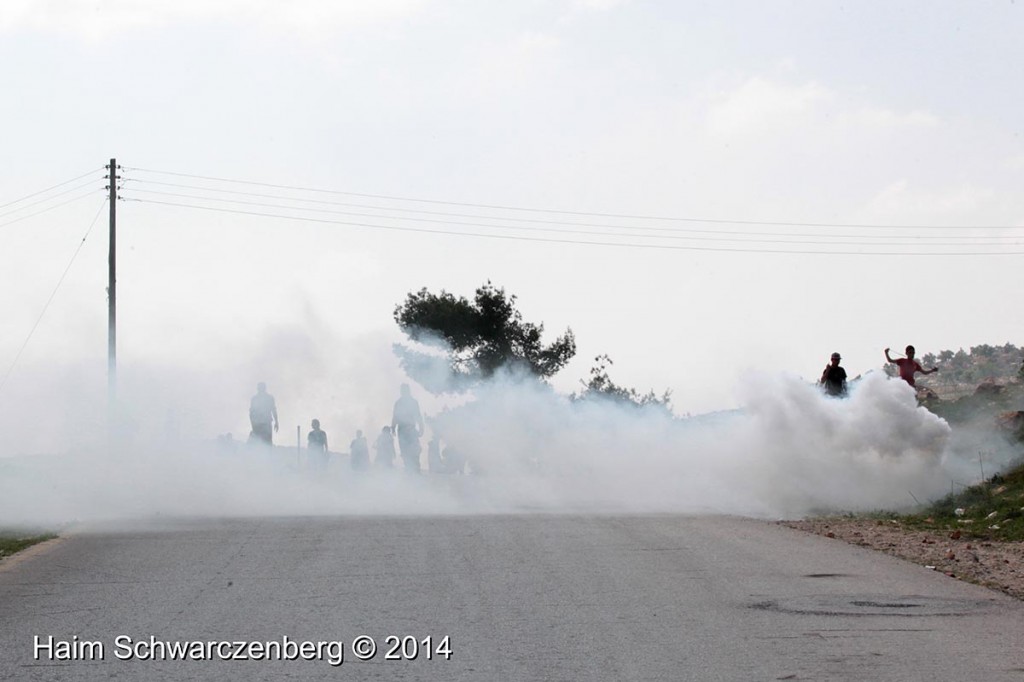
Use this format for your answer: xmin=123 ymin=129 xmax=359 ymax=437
xmin=1 ymin=514 xmax=1023 ymax=681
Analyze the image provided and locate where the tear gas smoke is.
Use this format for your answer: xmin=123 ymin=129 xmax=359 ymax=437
xmin=0 ymin=330 xmax=1019 ymax=529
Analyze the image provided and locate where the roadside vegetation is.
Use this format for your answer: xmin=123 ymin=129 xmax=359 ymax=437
xmin=0 ymin=531 xmax=56 ymax=561
xmin=869 ymin=344 xmax=1024 ymax=541
xmin=893 ymin=462 xmax=1024 ymax=542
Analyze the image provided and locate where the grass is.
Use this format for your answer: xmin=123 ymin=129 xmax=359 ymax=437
xmin=896 ymin=462 xmax=1024 ymax=542
xmin=0 ymin=531 xmax=57 ymax=561
xmin=885 ymin=376 xmax=1024 ymax=541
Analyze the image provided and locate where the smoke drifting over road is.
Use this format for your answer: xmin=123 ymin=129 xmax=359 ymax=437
xmin=0 ymin=335 xmax=1018 ymax=528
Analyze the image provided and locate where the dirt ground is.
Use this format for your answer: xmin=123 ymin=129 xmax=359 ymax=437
xmin=780 ymin=517 xmax=1024 ymax=601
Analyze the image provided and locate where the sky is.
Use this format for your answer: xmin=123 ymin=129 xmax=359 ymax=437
xmin=2 ymin=0 xmax=1024 ymax=455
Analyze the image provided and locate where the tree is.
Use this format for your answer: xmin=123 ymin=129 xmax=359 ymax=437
xmin=883 ymin=344 xmax=1024 ymax=388
xmin=393 ymin=282 xmax=576 ymax=392
xmin=971 ymin=343 xmax=996 ymax=358
xmin=573 ymin=354 xmax=672 ymax=412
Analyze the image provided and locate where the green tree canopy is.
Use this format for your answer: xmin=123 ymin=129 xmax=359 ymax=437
xmin=393 ymin=282 xmax=576 ymax=392
xmin=573 ymin=354 xmax=672 ymax=412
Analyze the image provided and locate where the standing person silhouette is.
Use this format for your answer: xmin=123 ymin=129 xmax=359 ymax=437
xmin=885 ymin=345 xmax=938 ymax=388
xmin=392 ymin=383 xmax=425 ymax=473
xmin=307 ymin=419 xmax=329 ymax=473
xmin=819 ymin=352 xmax=848 ymax=397
xmin=249 ymin=382 xmax=279 ymax=445
xmin=350 ymin=430 xmax=370 ymax=472
xmin=427 ymin=433 xmax=444 ymax=473
xmin=374 ymin=426 xmax=396 ymax=469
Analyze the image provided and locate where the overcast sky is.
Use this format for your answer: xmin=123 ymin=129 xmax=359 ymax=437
xmin=2 ymin=0 xmax=1023 ymax=447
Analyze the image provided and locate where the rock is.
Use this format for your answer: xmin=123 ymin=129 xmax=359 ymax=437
xmin=917 ymin=387 xmax=940 ymax=406
xmin=995 ymin=410 xmax=1024 ymax=441
xmin=975 ymin=378 xmax=1003 ymax=396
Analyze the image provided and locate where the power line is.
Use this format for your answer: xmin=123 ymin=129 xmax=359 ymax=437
xmin=120 ymin=188 xmax=1024 ymax=248
xmin=123 ymin=197 xmax=1024 ymax=256
xmin=124 ymin=165 xmax=1024 ymax=231
xmin=0 ymin=199 xmax=108 ymax=397
xmin=124 ymin=179 xmax=1024 ymax=241
xmin=0 ymin=168 xmax=104 ymax=211
xmin=0 ymin=178 xmax=105 ymax=220
xmin=0 ymin=190 xmax=104 ymax=230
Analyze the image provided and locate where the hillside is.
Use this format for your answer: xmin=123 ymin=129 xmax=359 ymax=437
xmin=887 ymin=342 xmax=1024 ymax=401
xmin=786 ymin=358 xmax=1024 ymax=599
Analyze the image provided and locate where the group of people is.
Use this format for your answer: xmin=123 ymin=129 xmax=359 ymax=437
xmin=347 ymin=383 xmax=428 ymax=473
xmin=244 ymin=345 xmax=941 ymax=469
xmin=247 ymin=381 xmax=465 ymax=475
xmin=818 ymin=345 xmax=939 ymax=397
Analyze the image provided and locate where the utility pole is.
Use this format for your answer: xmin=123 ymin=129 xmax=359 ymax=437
xmin=106 ymin=159 xmax=118 ymax=416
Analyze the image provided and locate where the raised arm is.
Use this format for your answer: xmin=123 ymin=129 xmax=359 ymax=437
xmin=884 ymin=347 xmax=894 ymax=363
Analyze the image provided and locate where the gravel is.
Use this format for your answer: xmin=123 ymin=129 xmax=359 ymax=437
xmin=781 ymin=517 xmax=1024 ymax=601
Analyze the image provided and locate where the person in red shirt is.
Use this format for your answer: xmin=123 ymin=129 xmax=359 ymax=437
xmin=885 ymin=345 xmax=938 ymax=387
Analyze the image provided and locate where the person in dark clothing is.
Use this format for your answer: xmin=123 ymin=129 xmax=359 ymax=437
xmin=427 ymin=434 xmax=444 ymax=473
xmin=819 ymin=352 xmax=848 ymax=397
xmin=249 ymin=382 xmax=279 ymax=445
xmin=307 ymin=419 xmax=328 ymax=473
xmin=350 ymin=430 xmax=370 ymax=472
xmin=374 ymin=426 xmax=396 ymax=469
xmin=392 ymin=384 xmax=425 ymax=473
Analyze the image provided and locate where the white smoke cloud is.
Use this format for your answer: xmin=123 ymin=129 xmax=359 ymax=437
xmin=0 ymin=331 xmax=1020 ymax=529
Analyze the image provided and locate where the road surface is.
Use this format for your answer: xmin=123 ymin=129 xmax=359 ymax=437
xmin=1 ymin=515 xmax=1023 ymax=681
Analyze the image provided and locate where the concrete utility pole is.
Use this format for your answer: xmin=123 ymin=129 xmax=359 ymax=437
xmin=106 ymin=159 xmax=118 ymax=409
